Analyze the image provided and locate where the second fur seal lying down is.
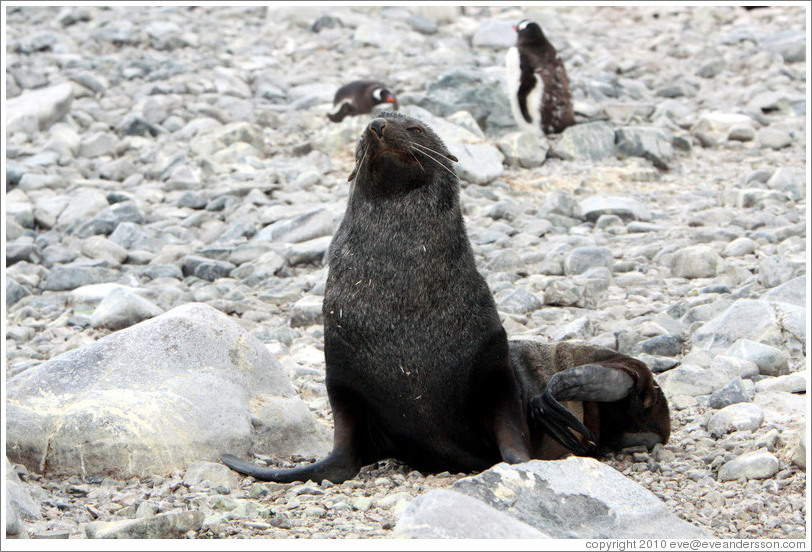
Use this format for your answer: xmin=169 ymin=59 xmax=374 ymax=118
xmin=222 ymin=112 xmax=670 ymax=483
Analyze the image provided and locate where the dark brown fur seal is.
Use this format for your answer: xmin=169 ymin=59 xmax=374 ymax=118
xmin=222 ymin=113 xmax=669 ymax=483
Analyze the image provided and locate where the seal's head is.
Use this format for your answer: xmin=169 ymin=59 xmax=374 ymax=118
xmin=348 ymin=112 xmax=458 ymax=193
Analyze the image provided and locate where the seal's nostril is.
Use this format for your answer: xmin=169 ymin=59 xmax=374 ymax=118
xmin=369 ymin=118 xmax=386 ymax=138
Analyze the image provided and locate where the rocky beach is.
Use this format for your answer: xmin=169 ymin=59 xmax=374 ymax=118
xmin=3 ymin=4 xmax=808 ymax=542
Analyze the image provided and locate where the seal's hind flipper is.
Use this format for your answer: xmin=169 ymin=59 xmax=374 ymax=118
xmin=528 ymin=388 xmax=596 ymax=455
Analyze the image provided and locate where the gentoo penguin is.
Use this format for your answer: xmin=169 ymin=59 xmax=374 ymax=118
xmin=327 ymin=80 xmax=398 ymax=123
xmin=506 ymin=19 xmax=575 ymax=135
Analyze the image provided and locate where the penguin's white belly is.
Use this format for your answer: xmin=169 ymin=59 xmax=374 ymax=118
xmin=506 ymin=46 xmax=544 ymax=134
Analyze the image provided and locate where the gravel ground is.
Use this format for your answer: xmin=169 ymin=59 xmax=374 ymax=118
xmin=4 ymin=4 xmax=808 ymax=541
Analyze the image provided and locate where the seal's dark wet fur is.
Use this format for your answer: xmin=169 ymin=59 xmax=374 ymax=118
xmin=222 ymin=113 xmax=670 ymax=483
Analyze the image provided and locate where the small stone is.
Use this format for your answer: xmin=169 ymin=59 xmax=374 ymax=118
xmin=708 ymin=378 xmax=753 ymax=409
xmin=90 ymin=287 xmax=164 ymax=331
xmin=717 ymin=451 xmax=779 ymax=482
xmin=707 ymin=403 xmax=764 ymax=437
xmin=756 ymin=128 xmax=792 ymax=150
xmin=290 ymin=296 xmax=324 ymax=328
xmin=668 ymin=245 xmax=723 ymax=279
xmin=564 ymin=247 xmax=613 ymax=275
xmin=726 ymin=340 xmax=789 ymax=376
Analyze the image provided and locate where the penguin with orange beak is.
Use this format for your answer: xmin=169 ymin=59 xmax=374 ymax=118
xmin=327 ymin=80 xmax=399 ymax=123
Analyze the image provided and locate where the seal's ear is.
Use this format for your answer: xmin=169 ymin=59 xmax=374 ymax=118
xmin=347 ymin=164 xmax=358 ymax=182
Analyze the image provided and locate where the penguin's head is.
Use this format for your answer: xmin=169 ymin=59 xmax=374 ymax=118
xmin=371 ymin=86 xmax=399 ymax=110
xmin=513 ymin=19 xmax=547 ymax=43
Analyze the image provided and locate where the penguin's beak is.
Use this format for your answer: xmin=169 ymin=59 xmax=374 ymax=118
xmin=386 ymin=97 xmax=397 ymax=104
xmin=512 ymin=25 xmax=518 ymax=31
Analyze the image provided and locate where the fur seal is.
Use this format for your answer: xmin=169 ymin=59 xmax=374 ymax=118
xmin=222 ymin=113 xmax=669 ymax=483
xmin=506 ymin=19 xmax=575 ymax=135
xmin=327 ymin=80 xmax=398 ymax=123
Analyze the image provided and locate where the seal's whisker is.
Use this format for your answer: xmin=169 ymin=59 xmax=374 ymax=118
xmin=412 ymin=142 xmax=456 ymax=163
xmin=411 ymin=143 xmax=457 ymax=178
xmin=409 ymin=149 xmax=426 ymax=173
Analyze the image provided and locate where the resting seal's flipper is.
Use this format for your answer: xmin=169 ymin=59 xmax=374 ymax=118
xmin=528 ymin=389 xmax=596 ymax=455
xmin=527 ymin=363 xmax=636 ymax=455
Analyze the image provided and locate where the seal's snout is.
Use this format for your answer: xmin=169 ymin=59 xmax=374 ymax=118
xmin=369 ymin=118 xmax=386 ymax=138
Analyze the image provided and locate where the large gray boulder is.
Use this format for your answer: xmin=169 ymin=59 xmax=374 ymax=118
xmin=6 ymin=303 xmax=330 ymax=478
xmin=396 ymin=458 xmax=710 ymax=539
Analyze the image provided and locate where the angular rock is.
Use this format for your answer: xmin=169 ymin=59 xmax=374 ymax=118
xmin=394 ymin=489 xmax=549 ymax=538
xmin=692 ymin=111 xmax=756 ymax=142
xmin=725 ymin=339 xmax=789 ymax=377
xmin=496 ymin=131 xmax=549 ymax=168
xmin=81 ymin=235 xmax=129 ymax=264
xmin=564 ymin=247 xmax=613 ymax=275
xmin=757 ymin=256 xmax=796 ymax=288
xmin=6 ymin=458 xmax=41 ymax=522
xmin=90 ymin=287 xmax=164 ymax=331
xmin=656 ymin=364 xmax=731 ymax=398
xmin=6 ymin=82 xmax=74 ymax=134
xmin=447 ymin=142 xmax=504 ymax=185
xmin=40 ymin=264 xmax=121 ymax=292
xmin=496 ymin=287 xmax=543 ymax=315
xmin=668 ymin=245 xmax=723 ymax=279
xmin=552 ymin=121 xmax=616 ymax=161
xmin=633 ymin=334 xmax=685 ymax=357
xmin=707 ymin=377 xmax=753 ymax=409
xmin=614 ymin=126 xmax=674 ymax=170
xmin=290 ymin=295 xmax=324 ymax=328
xmin=445 ymin=459 xmax=709 ymax=538
xmin=6 ymin=279 xmax=32 ymax=307
xmin=791 ymin=430 xmax=806 ymax=469
xmin=691 ymin=299 xmax=786 ymax=351
xmin=707 ymin=403 xmax=764 ymax=437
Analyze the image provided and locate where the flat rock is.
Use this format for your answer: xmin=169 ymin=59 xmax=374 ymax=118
xmin=753 ymin=372 xmax=806 ymax=394
xmin=84 ymin=511 xmax=205 ymax=539
xmin=577 ymin=195 xmax=651 ymax=223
